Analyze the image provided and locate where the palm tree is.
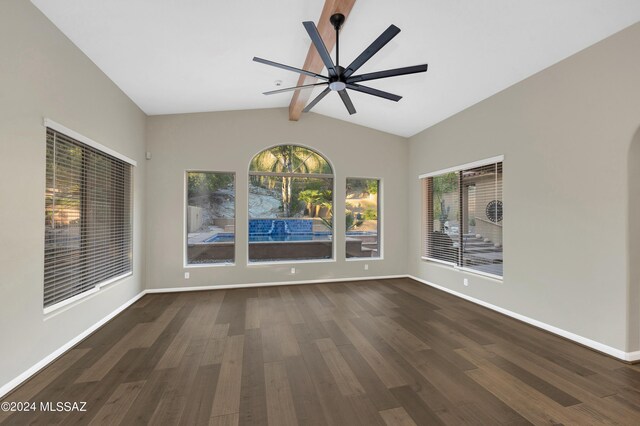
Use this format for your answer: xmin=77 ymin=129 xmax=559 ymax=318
xmin=250 ymin=145 xmax=331 ymax=217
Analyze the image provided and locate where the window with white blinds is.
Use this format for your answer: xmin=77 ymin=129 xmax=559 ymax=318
xmin=423 ymin=172 xmax=460 ymax=265
xmin=421 ymin=157 xmax=503 ymax=279
xmin=44 ymin=127 xmax=133 ymax=309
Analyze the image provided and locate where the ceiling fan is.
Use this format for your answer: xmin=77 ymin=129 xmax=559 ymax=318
xmin=253 ymin=13 xmax=428 ymax=115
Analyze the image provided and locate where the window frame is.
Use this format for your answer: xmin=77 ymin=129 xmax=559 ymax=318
xmin=43 ymin=119 xmax=136 ymax=315
xmin=419 ymin=155 xmax=504 ymax=281
xmin=183 ymin=170 xmax=237 ymax=268
xmin=246 ymin=144 xmax=336 ymax=265
xmin=345 ymin=176 xmax=383 ymax=261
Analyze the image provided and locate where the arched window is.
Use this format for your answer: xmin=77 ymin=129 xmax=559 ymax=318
xmin=248 ymin=145 xmax=334 ymax=262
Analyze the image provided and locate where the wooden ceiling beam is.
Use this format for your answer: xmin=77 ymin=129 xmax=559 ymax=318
xmin=288 ymin=0 xmax=356 ymax=121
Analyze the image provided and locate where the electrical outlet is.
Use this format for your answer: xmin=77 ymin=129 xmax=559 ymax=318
xmin=364 ymin=264 xmax=369 ymax=270
xmin=463 ymin=278 xmax=469 ymax=286
xmin=184 ymin=272 xmax=190 ymax=279
xmin=290 ymin=267 xmax=296 ymax=274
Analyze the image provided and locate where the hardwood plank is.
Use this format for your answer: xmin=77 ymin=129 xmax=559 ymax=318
xmin=283 ymin=355 xmax=328 ymax=426
xmin=239 ymin=329 xmax=268 ymax=426
xmin=336 ymin=344 xmax=399 ymax=411
xmin=216 ymin=290 xmax=247 ymax=336
xmin=212 ymin=324 xmax=230 ymax=339
xmin=298 ymin=340 xmax=366 ymax=425
xmin=344 ymin=395 xmax=386 ymax=426
xmin=288 ymin=287 xmax=330 ymax=343
xmin=298 ymin=286 xmax=333 ymax=322
xmin=109 ymin=367 xmax=172 ymax=425
xmin=320 ymin=319 xmax=351 ymax=346
xmin=413 ymin=350 xmax=530 ymax=424
xmin=124 ymin=305 xmax=195 ymax=383
xmin=148 ymin=338 xmax=208 ymax=425
xmin=481 ymin=350 xmax=581 ymax=407
xmin=345 ymin=283 xmax=399 ymax=317
xmin=264 ymin=362 xmax=298 ymax=426
xmin=317 ymin=284 xmax=363 ymax=318
xmin=245 ymin=298 xmax=260 ymax=330
xmin=333 ymin=317 xmax=408 ymax=388
xmin=379 ymin=407 xmax=417 ymax=426
xmin=179 ymin=364 xmax=221 ymax=426
xmin=389 ymin=386 xmax=443 ymax=426
xmin=462 ymin=350 xmax=594 ymax=425
xmin=389 ymin=315 xmax=478 ymax=371
xmin=279 ymin=286 xmax=305 ymax=325
xmin=209 ymin=413 xmax=239 ymax=426
xmin=371 ymin=315 xmax=431 ymax=365
xmin=211 ymin=335 xmax=245 ymax=418
xmin=315 ymin=338 xmax=365 ymax=396
xmin=155 ymin=329 xmax=191 ymax=370
xmin=202 ymin=337 xmax=227 ymax=366
xmin=487 ymin=342 xmax=619 ymax=398
xmin=261 ymin=323 xmax=301 ymax=363
xmin=339 ymin=285 xmax=386 ymax=317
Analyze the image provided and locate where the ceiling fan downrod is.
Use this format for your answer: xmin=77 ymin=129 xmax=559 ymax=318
xmin=330 ymin=13 xmax=345 ymax=68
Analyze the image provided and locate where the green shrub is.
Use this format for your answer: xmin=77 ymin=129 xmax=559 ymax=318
xmin=363 ymin=209 xmax=378 ymax=220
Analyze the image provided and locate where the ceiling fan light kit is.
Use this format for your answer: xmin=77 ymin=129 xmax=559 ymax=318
xmin=254 ymin=13 xmax=428 ymax=115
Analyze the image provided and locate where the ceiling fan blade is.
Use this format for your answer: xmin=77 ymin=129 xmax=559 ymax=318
xmin=253 ymin=57 xmax=329 ymax=81
xmin=263 ymin=82 xmax=328 ymax=96
xmin=303 ymin=87 xmax=331 ymax=113
xmin=338 ymin=90 xmax=356 ymax=115
xmin=346 ymin=83 xmax=402 ymax=102
xmin=347 ymin=64 xmax=428 ymax=83
xmin=343 ymin=24 xmax=401 ymax=78
xmin=302 ymin=21 xmax=338 ymax=77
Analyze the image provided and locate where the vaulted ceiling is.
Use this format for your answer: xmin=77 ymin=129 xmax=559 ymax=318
xmin=31 ymin=0 xmax=640 ymax=137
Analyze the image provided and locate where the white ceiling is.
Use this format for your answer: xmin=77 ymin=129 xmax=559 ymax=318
xmin=32 ymin=0 xmax=640 ymax=137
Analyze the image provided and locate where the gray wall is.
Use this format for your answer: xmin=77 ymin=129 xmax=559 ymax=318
xmin=146 ymin=109 xmax=408 ymax=289
xmin=629 ymin=126 xmax=640 ymax=351
xmin=407 ymin=23 xmax=640 ymax=352
xmin=0 ymin=0 xmax=147 ymax=388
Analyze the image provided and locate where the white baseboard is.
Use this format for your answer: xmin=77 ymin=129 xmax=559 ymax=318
xmin=626 ymin=351 xmax=640 ymax=362
xmin=0 ymin=291 xmax=146 ymax=400
xmin=144 ymin=274 xmax=407 ymax=294
xmin=407 ymin=275 xmax=639 ymax=363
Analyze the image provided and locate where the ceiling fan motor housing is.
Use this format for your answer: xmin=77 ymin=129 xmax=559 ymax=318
xmin=329 ymin=66 xmax=346 ymax=91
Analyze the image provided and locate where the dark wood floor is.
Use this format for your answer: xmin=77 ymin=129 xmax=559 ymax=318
xmin=2 ymin=278 xmax=640 ymax=425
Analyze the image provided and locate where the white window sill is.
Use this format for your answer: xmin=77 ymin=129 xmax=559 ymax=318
xmin=421 ymin=257 xmax=503 ymax=283
xmin=43 ymin=272 xmax=132 ymax=318
xmin=247 ymin=258 xmax=336 ymax=267
xmin=184 ymin=262 xmax=235 ymax=269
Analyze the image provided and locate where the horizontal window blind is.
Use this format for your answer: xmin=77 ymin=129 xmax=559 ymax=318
xmin=44 ymin=128 xmax=132 ymax=308
xmin=460 ymin=162 xmax=503 ymax=277
xmin=422 ymin=158 xmax=503 ymax=278
xmin=423 ymin=172 xmax=460 ymax=264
